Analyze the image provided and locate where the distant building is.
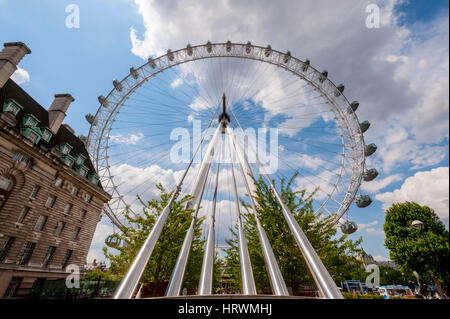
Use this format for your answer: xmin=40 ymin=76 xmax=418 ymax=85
xmin=357 ymin=250 xmax=397 ymax=269
xmin=0 ymin=42 xmax=111 ymax=298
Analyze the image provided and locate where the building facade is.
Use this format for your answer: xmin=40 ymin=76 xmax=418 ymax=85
xmin=0 ymin=42 xmax=111 ymax=298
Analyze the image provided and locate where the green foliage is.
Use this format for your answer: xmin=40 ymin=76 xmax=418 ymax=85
xmin=224 ymin=172 xmax=364 ymax=294
xmin=103 ymin=183 xmax=216 ymax=294
xmin=383 ymin=202 xmax=449 ymax=287
xmin=82 ymin=268 xmax=116 ymax=281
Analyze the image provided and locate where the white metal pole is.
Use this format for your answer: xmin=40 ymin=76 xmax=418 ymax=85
xmin=228 ymin=115 xmax=343 ymax=299
xmin=166 ymin=125 xmax=222 ymax=296
xmin=227 ymin=127 xmax=289 ymax=296
xmin=227 ymin=132 xmax=257 ymax=295
xmin=113 ymin=124 xmax=220 ymax=299
xmin=198 ymin=148 xmax=221 ymax=295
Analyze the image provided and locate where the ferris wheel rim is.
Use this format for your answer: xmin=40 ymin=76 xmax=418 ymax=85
xmin=86 ymin=41 xmax=366 ymax=228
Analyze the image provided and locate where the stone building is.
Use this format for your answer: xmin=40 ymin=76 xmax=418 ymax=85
xmin=0 ymin=42 xmax=111 ymax=298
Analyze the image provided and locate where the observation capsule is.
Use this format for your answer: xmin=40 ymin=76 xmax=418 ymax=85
xmin=265 ymin=45 xmax=272 ymax=57
xmin=206 ymin=41 xmax=212 ymax=53
xmin=130 ymin=67 xmax=139 ymax=79
xmin=319 ymin=70 xmax=328 ymax=83
xmin=245 ymin=41 xmax=252 ymax=53
xmin=105 ymin=234 xmax=122 ymax=247
xmin=113 ymin=80 xmax=123 ymax=92
xmin=360 ymin=120 xmax=371 ymax=133
xmin=167 ymin=49 xmax=174 ymax=61
xmin=98 ymin=95 xmax=108 ymax=107
xmin=302 ymin=59 xmax=310 ymax=72
xmin=186 ymin=43 xmax=193 ymax=56
xmin=363 ymin=168 xmax=379 ymax=182
xmin=341 ymin=221 xmax=358 ymax=234
xmin=283 ymin=50 xmax=291 ymax=63
xmin=356 ymin=195 xmax=372 ymax=208
xmin=226 ymin=40 xmax=232 ymax=52
xmin=364 ymin=143 xmax=377 ymax=157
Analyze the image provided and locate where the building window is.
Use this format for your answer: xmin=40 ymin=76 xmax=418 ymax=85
xmin=71 ymin=187 xmax=78 ymax=196
xmin=25 ymin=130 xmax=39 ymax=143
xmin=0 ymin=175 xmax=14 ymax=209
xmin=3 ymin=99 xmax=23 ymax=116
xmin=0 ymin=175 xmax=14 ymax=191
xmin=18 ymin=242 xmax=36 ymax=265
xmin=54 ymin=221 xmax=65 ymax=237
xmin=0 ymin=237 xmax=15 ymax=262
xmin=79 ymin=210 xmax=87 ymax=220
xmin=23 ymin=114 xmax=40 ymax=127
xmin=17 ymin=207 xmax=30 ymax=223
xmin=60 ymin=143 xmax=73 ymax=155
xmin=61 ymin=250 xmax=73 ymax=269
xmin=34 ymin=215 xmax=47 ymax=231
xmin=3 ymin=277 xmax=23 ymax=298
xmin=45 ymin=196 xmax=56 ymax=208
xmin=12 ymin=152 xmax=29 ymax=164
xmin=63 ymin=203 xmax=72 ymax=215
xmin=40 ymin=128 xmax=53 ymax=143
xmin=63 ymin=156 xmax=75 ymax=167
xmin=43 ymin=246 xmax=56 ymax=268
xmin=84 ymin=193 xmax=91 ymax=203
xmin=71 ymin=227 xmax=81 ymax=241
xmin=29 ymin=185 xmax=40 ymax=199
xmin=54 ymin=177 xmax=63 ymax=187
xmin=75 ymin=154 xmax=86 ymax=166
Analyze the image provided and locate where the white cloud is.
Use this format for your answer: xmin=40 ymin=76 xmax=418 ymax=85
xmin=110 ymin=132 xmax=144 ymax=145
xmin=87 ymin=222 xmax=114 ymax=263
xmin=360 ymin=174 xmax=402 ymax=193
xmin=170 ymin=77 xmax=183 ymax=88
xmin=129 ymin=0 xmax=449 ymax=175
xmin=11 ymin=67 xmax=30 ymax=84
xmin=376 ymin=166 xmax=449 ymax=219
xmin=358 ymin=220 xmax=379 ymax=230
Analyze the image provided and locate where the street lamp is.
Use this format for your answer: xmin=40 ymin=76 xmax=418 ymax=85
xmin=410 ymin=220 xmax=444 ymax=298
xmin=411 ymin=220 xmax=424 ymax=231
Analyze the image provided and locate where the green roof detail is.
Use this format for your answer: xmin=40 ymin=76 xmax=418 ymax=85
xmin=3 ymin=99 xmax=23 ymax=116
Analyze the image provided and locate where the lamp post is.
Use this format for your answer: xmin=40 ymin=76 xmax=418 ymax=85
xmin=411 ymin=220 xmax=444 ymax=298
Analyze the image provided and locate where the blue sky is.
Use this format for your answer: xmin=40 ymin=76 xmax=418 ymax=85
xmin=1 ymin=0 xmax=448 ymax=264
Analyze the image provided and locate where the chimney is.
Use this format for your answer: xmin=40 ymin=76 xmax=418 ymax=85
xmin=0 ymin=42 xmax=31 ymax=88
xmin=48 ymin=94 xmax=75 ymax=134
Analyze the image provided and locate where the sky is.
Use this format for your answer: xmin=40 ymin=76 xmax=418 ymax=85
xmin=0 ymin=0 xmax=448 ymax=266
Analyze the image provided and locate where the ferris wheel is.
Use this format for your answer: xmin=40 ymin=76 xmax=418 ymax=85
xmin=86 ymin=42 xmax=379 ymax=298
xmin=87 ymin=41 xmax=377 ymax=236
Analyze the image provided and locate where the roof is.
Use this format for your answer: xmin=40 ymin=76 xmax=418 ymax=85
xmin=0 ymin=79 xmax=102 ymax=190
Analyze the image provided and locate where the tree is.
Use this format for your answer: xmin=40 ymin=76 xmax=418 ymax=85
xmin=224 ymin=172 xmax=364 ymax=295
xmin=82 ymin=268 xmax=115 ymax=281
xmin=103 ymin=183 xmax=215 ymax=296
xmin=384 ymin=202 xmax=449 ymax=291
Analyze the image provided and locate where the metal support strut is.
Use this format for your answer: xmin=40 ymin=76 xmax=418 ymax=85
xmin=227 ymin=127 xmax=289 ymax=296
xmin=198 ymin=147 xmax=221 ymax=295
xmin=113 ymin=118 xmax=219 ymax=299
xmin=229 ymin=110 xmax=344 ymax=299
xmin=228 ymin=133 xmax=257 ymax=295
xmin=166 ymin=125 xmax=222 ymax=296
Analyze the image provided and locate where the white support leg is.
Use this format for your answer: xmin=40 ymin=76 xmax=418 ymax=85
xmin=228 ymin=116 xmax=343 ymax=299
xmin=228 ymin=132 xmax=257 ymax=295
xmin=166 ymin=125 xmax=222 ymax=296
xmin=227 ymin=127 xmax=289 ymax=296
